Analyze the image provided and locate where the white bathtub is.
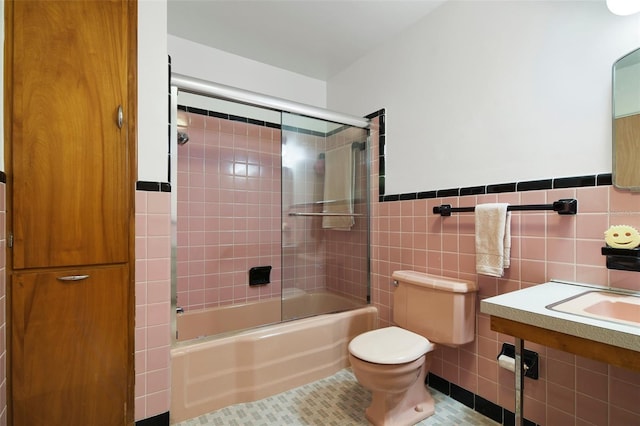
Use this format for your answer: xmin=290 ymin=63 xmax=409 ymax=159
xmin=170 ymin=305 xmax=377 ymax=423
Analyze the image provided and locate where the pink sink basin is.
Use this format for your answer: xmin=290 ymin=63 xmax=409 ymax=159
xmin=547 ymin=291 xmax=640 ymax=327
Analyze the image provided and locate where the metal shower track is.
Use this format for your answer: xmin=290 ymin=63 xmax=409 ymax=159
xmin=171 ymin=73 xmax=370 ymax=129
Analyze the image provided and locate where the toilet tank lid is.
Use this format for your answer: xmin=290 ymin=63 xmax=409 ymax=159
xmin=349 ymin=326 xmax=434 ymax=364
xmin=392 ymin=271 xmax=477 ymax=293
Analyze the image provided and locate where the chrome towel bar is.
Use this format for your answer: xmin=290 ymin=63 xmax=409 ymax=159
xmin=288 ymin=212 xmax=363 ymax=217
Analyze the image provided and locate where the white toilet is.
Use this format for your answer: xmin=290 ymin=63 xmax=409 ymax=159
xmin=348 ymin=271 xmax=477 ymax=426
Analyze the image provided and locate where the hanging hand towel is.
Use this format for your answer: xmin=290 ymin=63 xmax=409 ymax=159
xmin=475 ymin=203 xmax=511 ymax=277
xmin=322 ymin=144 xmax=355 ymax=230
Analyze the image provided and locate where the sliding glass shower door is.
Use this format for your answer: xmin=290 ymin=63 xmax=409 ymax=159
xmin=171 ymin=89 xmax=370 ymax=341
xmin=281 ymin=113 xmax=370 ymax=321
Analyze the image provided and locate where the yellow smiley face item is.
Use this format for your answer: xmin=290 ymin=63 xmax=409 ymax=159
xmin=604 ymin=225 xmax=640 ymax=249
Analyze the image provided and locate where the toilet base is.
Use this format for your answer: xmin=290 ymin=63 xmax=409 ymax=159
xmin=350 ymin=352 xmax=435 ymax=426
xmin=364 ymin=360 xmax=434 ymax=426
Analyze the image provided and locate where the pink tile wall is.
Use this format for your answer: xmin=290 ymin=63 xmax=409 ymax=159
xmin=369 ymin=122 xmax=640 ymax=424
xmin=323 ymin=127 xmax=369 ymax=301
xmin=0 ymin=183 xmax=6 ymax=426
xmin=135 ymin=190 xmax=171 ymax=421
xmin=176 ymin=113 xmax=282 ymax=310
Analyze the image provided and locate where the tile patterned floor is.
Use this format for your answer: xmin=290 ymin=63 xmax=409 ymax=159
xmin=174 ymin=368 xmax=499 ymax=425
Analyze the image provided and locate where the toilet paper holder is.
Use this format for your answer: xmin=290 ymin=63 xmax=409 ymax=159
xmin=497 ymin=342 xmax=539 ymax=380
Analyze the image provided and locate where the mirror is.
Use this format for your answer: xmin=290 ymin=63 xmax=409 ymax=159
xmin=613 ymin=47 xmax=640 ymax=191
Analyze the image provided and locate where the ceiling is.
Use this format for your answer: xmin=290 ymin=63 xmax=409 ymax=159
xmin=167 ymin=0 xmax=446 ymax=80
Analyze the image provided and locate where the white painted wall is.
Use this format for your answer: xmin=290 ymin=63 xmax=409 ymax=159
xmin=168 ymin=35 xmax=327 ymax=108
xmin=327 ymin=1 xmax=640 ymax=194
xmin=138 ymin=0 xmax=169 ymax=182
xmin=136 ymin=34 xmax=330 ymax=183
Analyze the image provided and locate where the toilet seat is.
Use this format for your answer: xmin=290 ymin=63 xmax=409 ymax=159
xmin=349 ymin=326 xmax=434 ymax=364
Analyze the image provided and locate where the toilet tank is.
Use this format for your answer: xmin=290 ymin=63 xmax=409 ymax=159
xmin=392 ymin=271 xmax=478 ymax=346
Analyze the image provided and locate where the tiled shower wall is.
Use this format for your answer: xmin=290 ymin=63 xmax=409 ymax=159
xmin=281 ymin=127 xmax=326 ymax=293
xmin=368 ymin=116 xmax=640 ymax=425
xmin=323 ymin=127 xmax=369 ymax=301
xmin=283 ymin=125 xmax=369 ymax=301
xmin=176 ymin=112 xmax=282 ymax=310
xmin=176 ymin=111 xmax=370 ymax=309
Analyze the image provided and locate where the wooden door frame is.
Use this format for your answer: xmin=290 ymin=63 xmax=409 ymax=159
xmin=125 ymin=2 xmax=138 ymax=424
xmin=3 ymin=1 xmax=138 ymax=424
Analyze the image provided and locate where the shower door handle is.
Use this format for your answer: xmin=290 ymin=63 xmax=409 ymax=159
xmin=117 ymin=105 xmax=123 ymax=129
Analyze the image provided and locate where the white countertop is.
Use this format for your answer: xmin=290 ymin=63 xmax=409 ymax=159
xmin=480 ymin=281 xmax=640 ymax=352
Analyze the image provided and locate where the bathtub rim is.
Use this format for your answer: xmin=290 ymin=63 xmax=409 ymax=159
xmin=172 ymin=302 xmax=374 ymax=349
xmin=173 ymin=290 xmax=369 ymax=346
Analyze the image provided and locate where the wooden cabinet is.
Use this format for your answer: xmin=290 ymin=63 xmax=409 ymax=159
xmin=10 ymin=0 xmax=131 ymax=269
xmin=5 ymin=1 xmax=136 ymax=424
xmin=11 ymin=266 xmax=130 ymax=424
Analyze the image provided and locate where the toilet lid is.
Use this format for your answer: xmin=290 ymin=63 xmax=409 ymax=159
xmin=349 ymin=326 xmax=434 ymax=364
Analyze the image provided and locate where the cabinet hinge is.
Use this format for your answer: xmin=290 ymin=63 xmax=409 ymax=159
xmin=8 ymin=233 xmax=13 ymax=248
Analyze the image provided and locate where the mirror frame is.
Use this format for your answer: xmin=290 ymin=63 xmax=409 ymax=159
xmin=612 ymin=47 xmax=640 ymax=191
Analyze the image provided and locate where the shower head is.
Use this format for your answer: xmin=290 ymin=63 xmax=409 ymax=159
xmin=177 ymin=131 xmax=189 ymax=145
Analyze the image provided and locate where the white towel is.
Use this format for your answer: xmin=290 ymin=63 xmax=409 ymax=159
xmin=322 ymin=144 xmax=355 ymax=230
xmin=475 ymin=203 xmax=511 ymax=277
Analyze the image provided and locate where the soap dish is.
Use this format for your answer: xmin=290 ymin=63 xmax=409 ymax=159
xmin=601 ymin=247 xmax=640 ymax=272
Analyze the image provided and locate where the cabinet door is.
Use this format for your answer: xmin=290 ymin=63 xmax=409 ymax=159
xmin=10 ymin=0 xmax=130 ymax=269
xmin=11 ymin=266 xmax=130 ymax=425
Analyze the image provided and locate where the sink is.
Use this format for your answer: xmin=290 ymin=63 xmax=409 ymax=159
xmin=547 ymin=290 xmax=640 ymax=327
xmin=482 ymin=281 xmax=640 ymax=371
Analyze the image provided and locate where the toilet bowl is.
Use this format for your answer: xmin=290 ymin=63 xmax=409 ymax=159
xmin=348 ymin=271 xmax=477 ymax=426
xmin=349 ymin=327 xmax=435 ymax=425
